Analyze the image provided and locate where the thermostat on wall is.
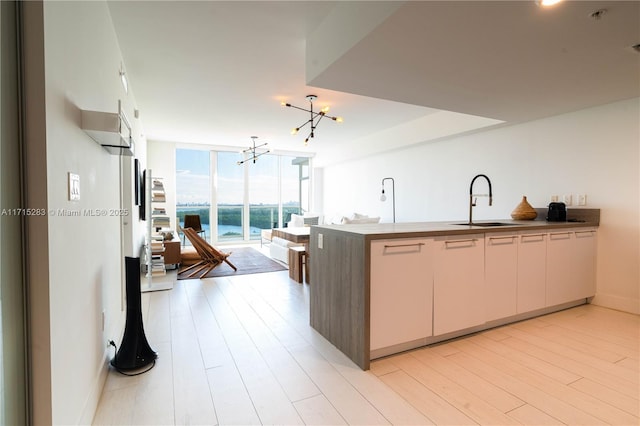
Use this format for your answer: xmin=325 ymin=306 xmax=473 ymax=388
xmin=68 ymin=172 xmax=80 ymax=201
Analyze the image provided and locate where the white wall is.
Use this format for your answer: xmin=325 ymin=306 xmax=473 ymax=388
xmin=321 ymin=98 xmax=640 ymax=314
xmin=147 ymin=140 xmax=177 ymax=230
xmin=27 ymin=1 xmax=146 ymax=423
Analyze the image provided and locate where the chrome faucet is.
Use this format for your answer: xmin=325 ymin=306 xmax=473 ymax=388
xmin=469 ymin=174 xmax=493 ymax=225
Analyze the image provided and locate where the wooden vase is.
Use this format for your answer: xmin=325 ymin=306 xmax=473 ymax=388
xmin=511 ymin=196 xmax=537 ymax=220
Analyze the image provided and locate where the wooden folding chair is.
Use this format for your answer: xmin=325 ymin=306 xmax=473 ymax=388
xmin=178 ymin=227 xmax=237 ymax=278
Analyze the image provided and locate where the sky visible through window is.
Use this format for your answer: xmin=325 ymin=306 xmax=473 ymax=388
xmin=176 ymin=149 xmax=301 ymax=206
xmin=176 ymin=149 xmax=210 ymax=205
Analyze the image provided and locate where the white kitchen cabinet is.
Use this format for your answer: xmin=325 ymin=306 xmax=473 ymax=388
xmin=485 ymin=233 xmax=518 ymax=322
xmin=546 ymin=228 xmax=597 ymax=306
xmin=370 ymin=238 xmax=433 ymax=352
xmin=517 ymin=231 xmax=547 ymax=313
xmin=433 ymin=234 xmax=484 ymax=336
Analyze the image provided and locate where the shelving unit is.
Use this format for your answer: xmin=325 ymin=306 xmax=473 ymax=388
xmin=141 ymin=170 xmax=173 ymax=293
xmin=81 ymin=100 xmax=135 ymax=156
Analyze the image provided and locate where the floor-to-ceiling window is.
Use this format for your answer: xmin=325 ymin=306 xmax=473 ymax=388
xmin=282 ymin=156 xmax=307 ymax=224
xmin=216 ymin=151 xmax=244 ymax=242
xmin=176 ymin=148 xmax=211 ymax=243
xmin=248 ymin=154 xmax=279 ymax=240
xmin=177 ymin=148 xmax=310 ymax=244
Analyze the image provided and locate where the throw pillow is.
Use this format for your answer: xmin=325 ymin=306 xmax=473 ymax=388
xmin=303 ymin=216 xmax=319 ymax=226
xmin=290 ymin=213 xmax=304 ymax=227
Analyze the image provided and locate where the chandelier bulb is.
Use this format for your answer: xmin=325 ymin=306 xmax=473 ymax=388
xmin=320 ymin=106 xmax=330 ymax=114
xmin=291 ymin=128 xmax=299 ymax=135
xmin=336 ymin=116 xmax=344 ymax=123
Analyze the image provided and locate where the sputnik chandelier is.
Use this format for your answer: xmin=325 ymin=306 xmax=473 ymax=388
xmin=237 ymin=136 xmax=270 ymax=165
xmin=282 ymin=94 xmax=343 ymax=146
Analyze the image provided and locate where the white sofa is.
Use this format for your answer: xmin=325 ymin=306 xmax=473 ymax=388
xmin=270 ymin=236 xmax=304 ymax=265
xmin=287 ymin=212 xmax=323 ymax=228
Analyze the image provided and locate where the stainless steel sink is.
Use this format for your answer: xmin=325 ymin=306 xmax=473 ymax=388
xmin=454 ymin=222 xmax=515 ymax=227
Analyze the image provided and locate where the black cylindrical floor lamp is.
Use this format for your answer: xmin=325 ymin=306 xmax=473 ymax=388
xmin=111 ymin=256 xmax=157 ymax=371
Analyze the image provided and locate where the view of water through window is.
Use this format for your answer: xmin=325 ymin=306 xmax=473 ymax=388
xmin=176 ymin=148 xmax=308 ymax=243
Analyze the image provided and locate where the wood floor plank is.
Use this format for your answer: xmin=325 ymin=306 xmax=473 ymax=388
xmin=304 ymin=323 xmax=432 ymax=425
xmin=617 ymin=356 xmax=640 ymax=372
xmin=290 ymin=344 xmax=391 ymax=425
xmin=506 ymin=403 xmax=563 ymax=425
xmin=293 ymin=394 xmax=348 ymax=425
xmin=213 ymin=275 xmax=322 ymax=403
xmin=453 ymin=338 xmax=638 ymax=425
xmin=447 ymin=346 xmax=607 ymax=425
xmin=206 ymin=278 xmax=306 ymax=425
xmin=206 ymin=363 xmax=261 ymax=425
xmin=499 ymin=326 xmax=638 ymax=389
xmin=169 ymin=283 xmax=218 ymax=425
xmin=92 ymin=383 xmax=138 ymax=425
xmin=183 ymin=280 xmax=236 ymax=369
xmin=370 ymin=357 xmax=400 ymax=377
xmin=409 ymin=345 xmax=526 ymax=413
xmin=527 ymin=318 xmax=639 ymax=361
xmin=392 ymin=353 xmax=521 ymax=425
xmin=569 ymin=377 xmax=640 ymax=417
xmin=512 ymin=321 xmax=628 ymax=363
xmin=536 ymin=305 xmax=639 ymax=348
xmin=378 ymin=369 xmax=468 ymax=425
xmin=130 ymin=341 xmax=176 ymax=425
xmin=471 ymin=333 xmax=581 ymax=384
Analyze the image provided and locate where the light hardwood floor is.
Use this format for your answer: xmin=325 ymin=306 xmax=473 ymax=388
xmin=93 ymin=270 xmax=639 ymax=425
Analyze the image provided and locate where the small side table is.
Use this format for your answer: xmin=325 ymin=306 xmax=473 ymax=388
xmin=288 ymin=246 xmax=306 ymax=284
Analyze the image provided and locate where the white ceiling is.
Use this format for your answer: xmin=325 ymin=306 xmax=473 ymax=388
xmin=107 ymin=1 xmax=640 ymax=165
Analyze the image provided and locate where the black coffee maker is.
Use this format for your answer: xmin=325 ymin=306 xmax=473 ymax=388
xmin=547 ymin=202 xmax=567 ymax=222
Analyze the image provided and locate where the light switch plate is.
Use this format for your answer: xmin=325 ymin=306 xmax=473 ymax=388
xmin=68 ymin=172 xmax=80 ymax=201
xmin=563 ymin=194 xmax=572 ymax=206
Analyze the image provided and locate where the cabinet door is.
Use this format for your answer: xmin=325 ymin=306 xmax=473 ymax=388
xmin=517 ymin=231 xmax=547 ymax=313
xmin=433 ymin=234 xmax=484 ymax=336
xmin=546 ymin=230 xmax=574 ymax=306
xmin=546 ymin=228 xmax=597 ymax=306
xmin=485 ymin=233 xmax=517 ymax=322
xmin=370 ymin=239 xmax=433 ymax=351
xmin=572 ymin=228 xmax=597 ymax=299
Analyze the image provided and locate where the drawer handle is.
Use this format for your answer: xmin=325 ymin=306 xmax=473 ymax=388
xmin=521 ymin=234 xmax=545 ymax=241
xmin=445 ymin=239 xmax=477 ymax=247
xmin=550 ymin=232 xmax=571 ymax=238
xmin=384 ymin=243 xmax=425 ymax=248
xmin=489 ymin=236 xmax=516 ymax=241
xmin=575 ymin=230 xmax=595 ymax=236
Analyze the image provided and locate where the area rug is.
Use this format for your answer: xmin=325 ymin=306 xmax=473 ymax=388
xmin=177 ymin=247 xmax=287 ymax=280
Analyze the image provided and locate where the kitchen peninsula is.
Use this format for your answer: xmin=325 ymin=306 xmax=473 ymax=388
xmin=309 ymin=209 xmax=599 ymax=370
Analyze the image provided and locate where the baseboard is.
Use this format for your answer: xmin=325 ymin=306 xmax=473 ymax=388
xmin=591 ymin=293 xmax=640 ymax=314
xmin=78 ymin=349 xmax=111 ymax=425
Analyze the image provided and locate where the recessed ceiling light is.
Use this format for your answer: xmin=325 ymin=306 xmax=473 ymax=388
xmin=537 ymin=0 xmax=563 ymax=7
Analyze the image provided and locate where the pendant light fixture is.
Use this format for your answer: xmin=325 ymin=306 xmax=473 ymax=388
xmin=237 ymin=136 xmax=270 ymax=165
xmin=282 ymin=95 xmax=343 ymax=146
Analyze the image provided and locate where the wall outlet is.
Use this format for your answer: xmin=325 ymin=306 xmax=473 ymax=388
xmin=318 ymin=233 xmax=323 ymax=249
xmin=551 ymin=195 xmax=559 ymax=202
xmin=563 ymin=194 xmax=573 ymax=206
xmin=577 ymin=194 xmax=587 ymax=206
